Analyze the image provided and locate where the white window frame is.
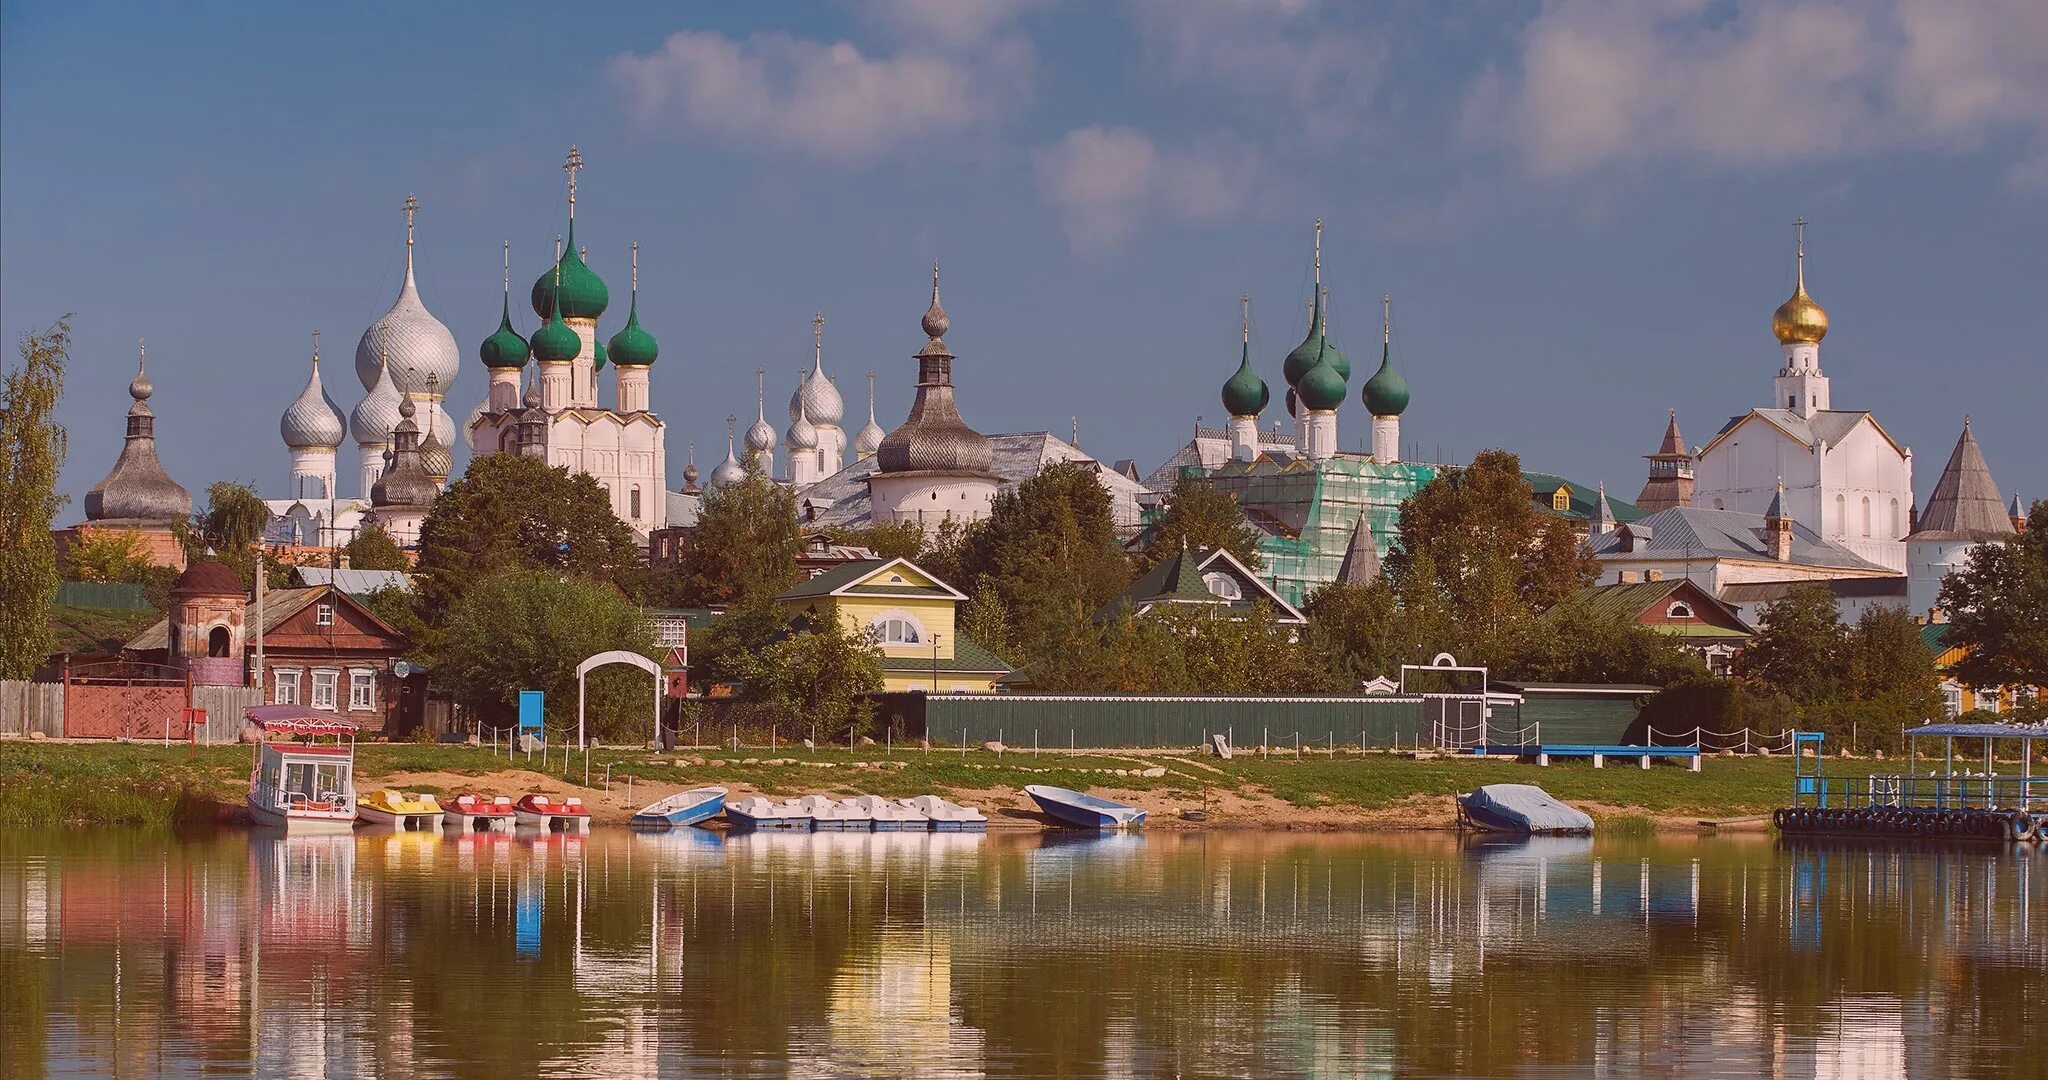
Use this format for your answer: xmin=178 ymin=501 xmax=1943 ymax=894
xmin=273 ymin=668 xmax=302 ymax=706
xmin=1202 ymin=572 xmax=1243 ymax=601
xmin=310 ymin=669 xmax=339 ymax=710
xmin=1941 ymin=682 xmax=1963 ymax=719
xmin=1666 ymin=602 xmax=1694 ymax=619
xmin=316 ymin=602 xmax=335 ymax=627
xmin=348 ymin=668 xmax=376 ymax=711
xmin=870 ymin=610 xmax=926 ymax=646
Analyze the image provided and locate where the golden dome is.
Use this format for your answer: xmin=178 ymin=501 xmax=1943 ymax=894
xmin=1772 ymin=283 xmax=1828 ymax=344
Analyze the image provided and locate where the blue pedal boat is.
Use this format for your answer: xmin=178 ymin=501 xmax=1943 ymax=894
xmin=1024 ymin=785 xmax=1146 ymax=830
xmin=630 ymin=786 xmax=728 ymax=828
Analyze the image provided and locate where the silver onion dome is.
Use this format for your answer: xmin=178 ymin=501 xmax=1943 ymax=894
xmin=745 ymin=413 xmax=777 ymax=454
xmin=351 ymin=356 xmax=404 ymax=446
xmin=355 ymin=198 xmax=460 ymax=399
xmin=787 ymin=405 xmax=819 ymax=450
xmin=281 ymin=353 xmax=345 ymax=450
xmin=854 ymin=415 xmax=886 ymax=458
xmin=462 ymin=398 xmax=487 ymax=451
xmin=875 ymin=266 xmax=993 ymax=475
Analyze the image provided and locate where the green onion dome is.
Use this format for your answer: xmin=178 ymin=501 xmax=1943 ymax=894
xmin=530 ymin=306 xmax=581 ymax=364
xmin=1361 ymin=341 xmax=1409 ymax=416
xmin=530 ymin=223 xmax=609 ymax=320
xmin=1320 ymin=337 xmax=1350 ymax=382
xmin=1220 ymin=340 xmax=1268 ymax=418
xmin=592 ymin=335 xmax=608 ymax=372
xmin=1282 ymin=286 xmax=1326 ymax=386
xmin=478 ymin=292 xmax=529 ymax=369
xmin=606 ymin=300 xmax=659 ymax=367
xmin=1296 ymin=352 xmax=1346 ymax=411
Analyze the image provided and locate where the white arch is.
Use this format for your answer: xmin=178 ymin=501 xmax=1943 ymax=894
xmin=576 ymin=650 xmax=663 ymax=749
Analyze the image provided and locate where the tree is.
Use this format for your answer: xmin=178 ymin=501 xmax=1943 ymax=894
xmin=180 ymin=481 xmax=290 ymax=592
xmin=827 ymin=521 xmax=925 ymax=563
xmin=1507 ymin=595 xmax=1707 ymax=686
xmin=414 ymin=455 xmax=641 ymax=623
xmin=1302 ymin=579 xmax=1406 ymax=686
xmin=436 ymin=567 xmax=657 ymax=741
xmin=951 ymin=461 xmax=1130 ymax=663
xmin=0 ymin=319 xmax=68 ymax=677
xmin=1734 ymin=586 xmax=1843 ymax=706
xmin=62 ymin=530 xmax=152 ymax=584
xmin=345 ymin=521 xmax=409 ymax=571
xmin=1939 ymin=501 xmax=2048 ymax=689
xmin=1138 ymin=476 xmax=1262 ymax=571
xmin=360 ymin=585 xmax=430 ymax=663
xmin=723 ymin=612 xmax=885 ymax=738
xmin=671 ymin=460 xmax=801 ymax=607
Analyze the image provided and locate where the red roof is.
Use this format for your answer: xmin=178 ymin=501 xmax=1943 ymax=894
xmin=243 ymin=704 xmax=356 ymax=736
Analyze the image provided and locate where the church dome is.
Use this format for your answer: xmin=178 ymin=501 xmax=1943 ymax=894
xmin=795 ymin=369 xmax=843 ymax=428
xmin=281 ymin=353 xmax=345 ymax=449
xmin=351 ymin=356 xmax=405 ymax=445
xmin=745 ymin=413 xmax=777 ymax=454
xmin=874 ymin=268 xmax=993 ymax=476
xmin=1221 ymin=344 xmax=1269 ymax=418
xmin=530 ymin=308 xmax=581 ymax=364
xmin=855 ymin=416 xmax=886 ymax=458
xmin=355 ymin=199 xmax=459 ymax=397
xmin=419 ymin=423 xmax=452 ymax=481
xmin=1361 ymin=346 xmax=1409 ymax=417
xmin=607 ymin=305 xmax=658 ymax=367
xmin=1296 ymin=354 xmax=1346 ymax=411
xmin=478 ymin=296 xmax=529 ymax=370
xmin=592 ymin=335 xmax=608 ymax=373
xmin=1772 ymin=284 xmax=1828 ymax=345
xmin=787 ymin=408 xmax=819 ymax=450
xmin=709 ymin=423 xmax=746 ymax=489
xmin=530 ymin=224 xmax=609 ymax=320
xmin=172 ymin=559 xmax=243 ymax=597
xmin=85 ymin=347 xmax=192 ymax=526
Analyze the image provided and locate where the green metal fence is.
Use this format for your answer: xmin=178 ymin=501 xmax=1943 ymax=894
xmin=917 ymin=694 xmax=1430 ymax=750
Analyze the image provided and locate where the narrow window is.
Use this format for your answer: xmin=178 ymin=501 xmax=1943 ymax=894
xmin=1861 ymin=496 xmax=1872 ymax=537
xmin=273 ymin=670 xmax=301 ymax=706
xmin=311 ymin=670 xmax=339 ymax=709
xmin=630 ymin=486 xmax=642 ymax=519
xmin=348 ymin=670 xmax=375 ymax=710
xmin=316 ymin=603 xmax=334 ymax=626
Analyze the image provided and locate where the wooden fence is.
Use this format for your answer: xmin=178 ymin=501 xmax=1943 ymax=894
xmin=0 ymin=680 xmax=256 ymax=742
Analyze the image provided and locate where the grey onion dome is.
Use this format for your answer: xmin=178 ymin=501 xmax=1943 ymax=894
xmin=876 ymin=267 xmax=994 ymax=475
xmin=281 ymin=355 xmax=346 ymax=449
xmin=351 ymin=356 xmax=404 ymax=445
xmin=855 ymin=415 xmax=886 ymax=458
xmin=745 ymin=412 xmax=777 ymax=454
xmin=371 ymin=393 xmax=440 ymax=510
xmin=462 ymin=398 xmax=487 ymax=451
xmin=419 ymin=426 xmax=452 ymax=481
xmin=355 ymin=240 xmax=460 ymax=398
xmin=709 ymin=425 xmax=746 ymax=489
xmin=129 ymin=366 xmax=154 ymax=402
xmin=787 ymin=402 xmax=819 ymax=450
xmin=85 ymin=347 xmax=192 ymax=525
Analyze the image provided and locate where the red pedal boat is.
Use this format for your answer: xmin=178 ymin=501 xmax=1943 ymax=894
xmin=444 ymin=793 xmax=517 ymax=833
xmin=514 ymin=793 xmax=592 ymax=833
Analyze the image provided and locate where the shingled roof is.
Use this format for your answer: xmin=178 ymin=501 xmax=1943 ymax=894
xmin=1910 ymin=418 xmax=2014 ymax=542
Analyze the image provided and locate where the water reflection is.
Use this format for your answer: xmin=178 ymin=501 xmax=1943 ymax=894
xmin=1 ymin=828 xmax=2040 ymax=1077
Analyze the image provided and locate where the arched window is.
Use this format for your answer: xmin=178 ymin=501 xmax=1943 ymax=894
xmin=1667 ymin=602 xmax=1694 ymax=619
xmin=1835 ymin=494 xmax=1845 ymax=536
xmin=207 ymin=626 xmax=231 ymax=658
xmin=1861 ymin=496 xmax=1872 ymax=537
xmin=630 ymin=485 xmax=642 ymax=520
xmin=1891 ymin=498 xmax=1901 ymax=537
xmin=1202 ymin=572 xmax=1242 ymax=600
xmin=870 ymin=611 xmax=925 ymax=645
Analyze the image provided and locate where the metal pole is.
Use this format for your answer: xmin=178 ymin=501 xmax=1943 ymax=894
xmin=253 ymin=547 xmax=265 ymax=694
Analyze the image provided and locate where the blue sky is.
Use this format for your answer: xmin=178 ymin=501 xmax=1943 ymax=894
xmin=5 ymin=0 xmax=2044 ymax=516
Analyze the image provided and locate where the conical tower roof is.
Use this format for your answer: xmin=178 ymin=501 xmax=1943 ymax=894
xmin=86 ymin=342 xmax=192 ymax=525
xmin=875 ymin=265 xmax=994 ymax=475
xmin=1911 ymin=418 xmax=2014 ymax=541
xmin=1335 ymin=514 xmax=1381 ymax=585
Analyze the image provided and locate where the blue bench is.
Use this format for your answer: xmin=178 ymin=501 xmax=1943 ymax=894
xmin=1466 ymin=744 xmax=1702 ymax=771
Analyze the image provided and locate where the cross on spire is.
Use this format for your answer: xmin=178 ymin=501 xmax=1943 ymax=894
xmin=311 ymin=329 xmax=321 ymax=364
xmin=1382 ymin=293 xmax=1391 ymax=344
xmin=630 ymin=241 xmax=639 ymax=293
xmin=502 ymin=241 xmax=511 ymax=292
xmin=1313 ymin=217 xmax=1322 ymax=283
xmin=813 ymin=311 xmax=826 ymax=358
xmin=564 ymin=145 xmax=584 ymax=215
xmin=1794 ymin=216 xmax=1807 ymax=287
xmin=403 ymin=194 xmax=419 ymax=244
xmin=137 ymin=338 xmax=146 ymax=372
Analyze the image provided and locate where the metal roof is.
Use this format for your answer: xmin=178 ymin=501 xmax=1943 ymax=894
xmin=1589 ymin=506 xmax=1894 ymax=572
xmin=1905 ymin=722 xmax=2048 ymax=739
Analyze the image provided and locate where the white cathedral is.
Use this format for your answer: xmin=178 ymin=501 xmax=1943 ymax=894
xmin=1691 ymin=222 xmax=1913 ymax=572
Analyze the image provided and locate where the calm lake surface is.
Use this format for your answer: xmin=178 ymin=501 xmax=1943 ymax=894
xmin=1 ymin=827 xmax=2041 ymax=1078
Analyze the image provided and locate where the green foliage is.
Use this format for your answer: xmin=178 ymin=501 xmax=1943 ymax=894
xmin=722 ymin=608 xmax=885 ymax=738
xmin=360 ymin=585 xmax=430 ymax=661
xmin=345 ymin=520 xmax=410 ymax=571
xmin=1939 ymin=501 xmax=2048 ymax=689
xmin=0 ymin=318 xmax=68 ymax=677
xmin=951 ymin=461 xmax=1130 ymax=669
xmin=1138 ymin=475 xmax=1263 ymax=571
xmin=827 ymin=520 xmax=926 ymax=563
xmin=672 ymin=460 xmax=801 ymax=607
xmin=1383 ymin=449 xmax=1597 ymax=666
xmin=436 ymin=567 xmax=658 ymax=741
xmin=1736 ymin=590 xmax=1943 ymax=752
xmin=692 ymin=596 xmax=795 ymax=690
xmin=186 ymin=480 xmax=272 ymax=553
xmin=1734 ymin=586 xmax=1843 ymax=705
xmin=62 ymin=529 xmax=152 ymax=583
xmin=1302 ymin=578 xmax=1410 ymax=686
xmin=414 ymin=454 xmax=642 ymax=624
xmin=1637 ymin=676 xmax=1748 ymax=739
xmin=1505 ymin=595 xmax=1708 ymax=685
xmin=1026 ymin=603 xmax=1334 ymax=693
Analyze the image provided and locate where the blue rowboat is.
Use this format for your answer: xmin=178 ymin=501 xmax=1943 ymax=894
xmin=630 ymin=786 xmax=728 ymax=828
xmin=1455 ymin=784 xmax=1594 ymax=835
xmin=724 ymin=795 xmax=812 ymax=830
xmin=1024 ymin=785 xmax=1146 ymax=830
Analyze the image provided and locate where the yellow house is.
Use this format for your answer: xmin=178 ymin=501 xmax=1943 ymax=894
xmin=774 ymin=558 xmax=1010 ymax=693
xmin=1924 ymin=623 xmax=2041 ymax=717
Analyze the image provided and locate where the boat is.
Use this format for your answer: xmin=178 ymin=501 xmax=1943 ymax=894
xmin=630 ymin=786 xmax=728 ymax=828
xmin=724 ymin=795 xmax=812 ymax=830
xmin=243 ymin=704 xmax=359 ymax=833
xmin=1456 ymin=784 xmax=1594 ymax=835
xmin=790 ymin=794 xmax=874 ymax=831
xmin=1024 ymin=785 xmax=1146 ymax=830
xmin=357 ymin=790 xmax=445 ymax=831
xmin=843 ymin=794 xmax=928 ymax=830
xmin=897 ymin=795 xmax=988 ymax=831
xmin=443 ymin=793 xmax=517 ymax=833
xmin=514 ymin=793 xmax=592 ymax=833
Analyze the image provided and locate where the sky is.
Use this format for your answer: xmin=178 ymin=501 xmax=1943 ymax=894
xmin=5 ymin=0 xmax=2044 ymax=519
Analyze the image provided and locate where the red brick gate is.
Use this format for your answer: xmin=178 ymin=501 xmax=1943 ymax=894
xmin=62 ymin=661 xmax=193 ymax=740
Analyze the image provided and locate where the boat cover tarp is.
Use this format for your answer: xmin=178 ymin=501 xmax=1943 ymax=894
xmin=1465 ymin=784 xmax=1594 ymax=833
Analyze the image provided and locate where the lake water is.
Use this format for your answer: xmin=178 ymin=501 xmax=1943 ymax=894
xmin=1 ymin=827 xmax=2040 ymax=1078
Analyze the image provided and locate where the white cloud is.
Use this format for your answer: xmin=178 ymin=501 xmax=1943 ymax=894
xmin=861 ymin=0 xmax=1050 ymax=47
xmin=1470 ymin=0 xmax=2048 ymax=179
xmin=611 ymin=30 xmax=1031 ymax=163
xmin=1033 ymin=126 xmax=1258 ymax=253
xmin=1128 ymin=0 xmax=1387 ymax=128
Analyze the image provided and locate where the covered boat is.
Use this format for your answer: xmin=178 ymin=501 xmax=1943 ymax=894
xmin=1024 ymin=785 xmax=1146 ymax=830
xmin=790 ymin=794 xmax=874 ymax=831
xmin=1457 ymin=784 xmax=1594 ymax=835
xmin=245 ymin=705 xmax=358 ymax=833
xmin=842 ymin=794 xmax=928 ymax=831
xmin=631 ymin=786 xmax=728 ymax=828
xmin=898 ymin=795 xmax=988 ymax=831
xmin=725 ymin=795 xmax=812 ymax=830
xmin=514 ymin=793 xmax=592 ymax=833
xmin=443 ymin=793 xmax=516 ymax=833
xmin=357 ymin=790 xmax=444 ymax=831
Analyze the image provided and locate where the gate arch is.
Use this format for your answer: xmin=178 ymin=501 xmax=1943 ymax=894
xmin=576 ymin=650 xmax=662 ymax=749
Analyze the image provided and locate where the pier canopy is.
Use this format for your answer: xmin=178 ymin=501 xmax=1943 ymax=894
xmin=1905 ymin=721 xmax=2048 ymax=740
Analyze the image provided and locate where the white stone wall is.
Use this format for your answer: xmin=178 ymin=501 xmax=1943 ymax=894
xmin=1907 ymin=537 xmax=1980 ymax=618
xmin=1694 ymin=415 xmax=1910 ymax=571
xmin=868 ymin=472 xmax=997 ymax=538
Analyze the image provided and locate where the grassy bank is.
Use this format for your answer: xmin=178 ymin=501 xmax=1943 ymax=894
xmin=0 ymin=739 xmax=1917 ymax=830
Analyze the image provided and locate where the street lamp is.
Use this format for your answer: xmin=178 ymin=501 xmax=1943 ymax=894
xmin=932 ymin=633 xmax=941 ymax=694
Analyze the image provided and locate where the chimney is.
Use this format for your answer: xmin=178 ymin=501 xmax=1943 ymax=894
xmin=1766 ymin=478 xmax=1794 ymax=562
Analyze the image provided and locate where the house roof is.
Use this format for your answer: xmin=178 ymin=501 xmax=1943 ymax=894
xmin=878 ymin=634 xmax=1011 ymax=676
xmin=1717 ymin=577 xmax=1910 ymax=603
xmin=292 ymin=567 xmax=411 ymax=595
xmin=792 ymin=431 xmax=1148 ymax=532
xmin=1524 ymin=472 xmax=1649 ymax=524
xmin=1334 ymin=514 xmax=1381 ymax=584
xmin=1702 ymin=409 xmax=1907 ymax=460
xmin=1909 ymin=419 xmax=2014 ymax=541
xmin=124 ymin=586 xmax=402 ymax=653
xmin=1588 ymin=506 xmax=1894 ymax=573
xmin=1098 ymin=545 xmax=1305 ymax=623
xmin=1565 ymin=579 xmax=1753 ymax=635
xmin=775 ymin=557 xmax=966 ymax=602
xmin=1920 ymin=622 xmax=1952 ymax=657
